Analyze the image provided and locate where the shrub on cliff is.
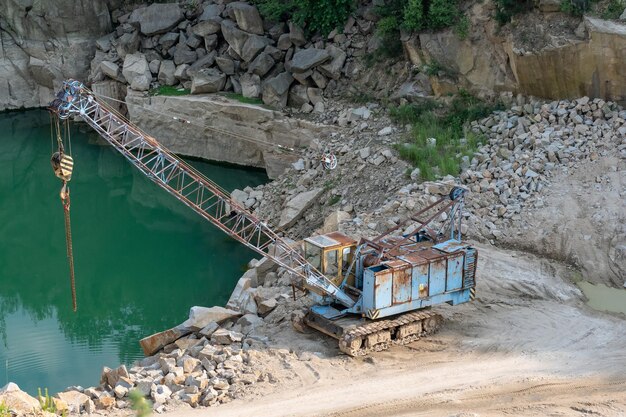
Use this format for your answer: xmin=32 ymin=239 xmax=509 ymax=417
xmin=494 ymin=0 xmax=533 ymax=24
xmin=252 ymin=0 xmax=355 ymax=36
xmin=376 ymin=0 xmax=463 ymax=32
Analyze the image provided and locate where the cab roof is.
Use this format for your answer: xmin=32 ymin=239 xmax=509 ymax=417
xmin=304 ymin=231 xmax=356 ymax=249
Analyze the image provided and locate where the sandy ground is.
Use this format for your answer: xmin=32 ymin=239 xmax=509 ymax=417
xmin=502 ymin=154 xmax=625 ymax=288
xmin=162 ymin=244 xmax=626 ymax=417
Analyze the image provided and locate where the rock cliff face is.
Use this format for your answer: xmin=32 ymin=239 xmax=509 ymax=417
xmin=507 ymin=17 xmax=626 ymax=103
xmin=125 ymin=92 xmax=329 ymax=178
xmin=0 ymin=0 xmax=111 ymax=110
xmin=406 ymin=7 xmax=626 ymax=105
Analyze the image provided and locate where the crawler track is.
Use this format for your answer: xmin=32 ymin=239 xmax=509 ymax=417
xmin=338 ymin=310 xmax=443 ymax=356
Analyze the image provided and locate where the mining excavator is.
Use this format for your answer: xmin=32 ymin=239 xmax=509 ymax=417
xmin=49 ymin=80 xmax=477 ymax=356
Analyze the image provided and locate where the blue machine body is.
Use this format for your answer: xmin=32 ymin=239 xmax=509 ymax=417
xmin=310 ymin=237 xmax=478 ymax=321
xmin=360 ymin=240 xmax=476 ymax=319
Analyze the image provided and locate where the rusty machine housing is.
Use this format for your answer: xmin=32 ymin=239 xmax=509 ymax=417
xmin=299 ymin=187 xmax=477 ymax=355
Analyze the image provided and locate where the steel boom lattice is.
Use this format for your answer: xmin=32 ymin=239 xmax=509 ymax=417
xmin=49 ymin=80 xmax=355 ymax=308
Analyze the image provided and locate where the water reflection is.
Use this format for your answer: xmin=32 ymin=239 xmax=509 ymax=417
xmin=0 ymin=110 xmax=267 ymax=393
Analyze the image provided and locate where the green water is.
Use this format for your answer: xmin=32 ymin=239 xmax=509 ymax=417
xmin=0 ymin=110 xmax=268 ymax=394
xmin=577 ymin=281 xmax=626 ymax=315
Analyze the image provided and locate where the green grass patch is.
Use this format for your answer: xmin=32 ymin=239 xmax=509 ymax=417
xmin=222 ymin=92 xmax=264 ymax=106
xmin=149 ymin=85 xmax=191 ymax=96
xmin=389 ymin=99 xmax=440 ymax=124
xmin=0 ymin=401 xmax=10 ymax=417
xmin=392 ymin=91 xmax=502 ymax=180
xmin=328 ymin=195 xmax=341 ymax=205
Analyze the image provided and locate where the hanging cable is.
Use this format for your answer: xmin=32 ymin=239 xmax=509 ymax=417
xmin=50 ymin=109 xmax=78 ymax=312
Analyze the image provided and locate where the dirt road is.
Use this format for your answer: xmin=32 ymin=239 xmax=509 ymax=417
xmin=164 ymin=244 xmax=626 ymax=417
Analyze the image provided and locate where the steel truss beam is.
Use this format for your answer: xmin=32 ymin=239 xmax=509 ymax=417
xmin=50 ymin=81 xmax=355 ymax=308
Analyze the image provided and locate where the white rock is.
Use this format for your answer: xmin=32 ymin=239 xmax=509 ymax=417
xmin=377 ymin=126 xmax=393 ymax=136
xmin=182 ymin=306 xmax=242 ymax=331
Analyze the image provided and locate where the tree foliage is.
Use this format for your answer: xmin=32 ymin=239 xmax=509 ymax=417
xmin=252 ymin=0 xmax=355 ymax=36
xmin=494 ymin=0 xmax=534 ymax=25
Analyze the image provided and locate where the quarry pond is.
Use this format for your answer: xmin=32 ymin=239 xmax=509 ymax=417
xmin=0 ymin=110 xmax=268 ymax=394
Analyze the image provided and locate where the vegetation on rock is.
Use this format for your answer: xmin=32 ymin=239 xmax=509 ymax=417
xmin=494 ymin=0 xmax=534 ymax=24
xmin=252 ymin=0 xmax=355 ymax=36
xmin=373 ymin=0 xmax=467 ymax=58
xmin=223 ymin=92 xmax=264 ymax=105
xmin=392 ymin=91 xmax=503 ymax=180
xmin=129 ymin=389 xmax=152 ymax=417
xmin=37 ymin=387 xmax=62 ymax=415
xmin=149 ymin=85 xmax=191 ymax=96
xmin=0 ymin=401 xmax=9 ymax=417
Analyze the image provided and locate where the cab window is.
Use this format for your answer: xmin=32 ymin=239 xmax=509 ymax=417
xmin=304 ymin=242 xmax=322 ymax=270
xmin=342 ymin=247 xmax=353 ymax=274
xmin=325 ymin=249 xmax=339 ymax=276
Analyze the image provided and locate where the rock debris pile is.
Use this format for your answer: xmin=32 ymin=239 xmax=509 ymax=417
xmin=40 ymin=257 xmax=311 ymax=415
xmin=91 ymin=0 xmax=384 ymax=111
xmin=238 ymin=95 xmax=625 ymax=245
xmin=460 ymin=96 xmax=626 ymax=240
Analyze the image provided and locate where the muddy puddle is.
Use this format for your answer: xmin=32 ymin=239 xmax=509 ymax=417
xmin=577 ymin=281 xmax=626 ymax=315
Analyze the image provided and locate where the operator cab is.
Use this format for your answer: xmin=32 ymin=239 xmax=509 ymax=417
xmin=303 ymin=232 xmax=357 ymax=287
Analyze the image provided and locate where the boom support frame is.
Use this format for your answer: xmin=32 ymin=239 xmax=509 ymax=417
xmin=49 ymin=80 xmax=355 ymax=308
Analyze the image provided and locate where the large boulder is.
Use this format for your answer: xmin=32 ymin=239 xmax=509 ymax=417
xmin=241 ymin=35 xmax=273 ymax=62
xmin=241 ymin=73 xmax=261 ymax=98
xmin=216 ymin=56 xmax=235 ymax=75
xmin=279 ymin=188 xmax=324 ymax=228
xmin=229 ymin=2 xmax=264 ymax=35
xmin=139 ymin=325 xmax=192 ymax=356
xmin=173 ymin=43 xmax=197 ymax=65
xmin=187 ymin=51 xmax=217 ymax=75
xmin=390 ymin=73 xmax=433 ymax=102
xmin=211 ymin=328 xmax=243 ymax=345
xmin=323 ymin=210 xmax=351 ymax=233
xmin=288 ymin=84 xmax=310 ymax=107
xmin=318 ymin=45 xmax=347 ymax=80
xmin=0 ymin=383 xmax=40 ymax=414
xmin=288 ymin=21 xmax=306 ymax=46
xmin=192 ymin=18 xmax=222 ymax=37
xmin=221 ymin=20 xmax=271 ymax=62
xmin=262 ymin=71 xmax=294 ymax=108
xmin=57 ymin=390 xmax=90 ymax=414
xmin=158 ymin=60 xmax=176 ymax=86
xmin=182 ymin=306 xmax=242 ymax=330
xmin=226 ymin=276 xmax=252 ymax=309
xmin=199 ymin=3 xmax=224 ymax=21
xmin=249 ymin=52 xmax=275 ymax=77
xmin=290 ymin=48 xmax=331 ymax=73
xmin=116 ymin=31 xmax=141 ymax=59
xmin=100 ymin=61 xmax=121 ymax=81
xmin=191 ymin=68 xmax=227 ymax=94
xmin=128 ymin=3 xmax=184 ymax=36
xmin=158 ymin=32 xmax=180 ymax=51
xmin=122 ymin=53 xmax=151 ymax=91
xmin=221 ymin=20 xmax=249 ymax=58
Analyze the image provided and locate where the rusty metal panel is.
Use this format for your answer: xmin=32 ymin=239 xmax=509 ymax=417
xmin=362 ymin=268 xmax=376 ymax=310
xmin=429 ymin=259 xmax=447 ymax=296
xmin=446 ymin=254 xmax=464 ymax=291
xmin=418 ymin=248 xmax=449 ymax=261
xmin=325 ymin=231 xmax=357 ymax=247
xmin=413 ymin=263 xmax=429 ymax=299
xmin=374 ymin=267 xmax=393 ymax=309
xmin=392 ymin=265 xmax=411 ymax=304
